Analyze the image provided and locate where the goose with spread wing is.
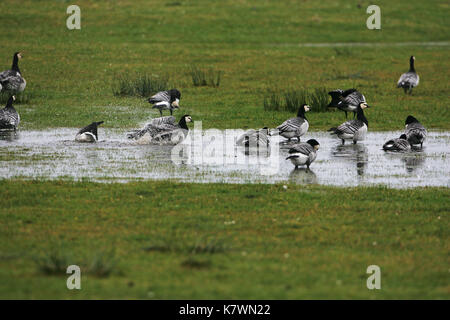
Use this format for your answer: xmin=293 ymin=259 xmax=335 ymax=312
xmin=127 ymin=114 xmax=192 ymax=145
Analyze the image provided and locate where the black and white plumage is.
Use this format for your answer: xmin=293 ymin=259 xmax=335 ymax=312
xmin=405 ymin=115 xmax=427 ymax=148
xmin=273 ymin=104 xmax=310 ymax=142
xmin=383 ymin=134 xmax=411 ymax=152
xmin=286 ymin=139 xmax=320 ymax=169
xmin=397 ymin=56 xmax=419 ymax=95
xmin=236 ymin=127 xmax=270 ymax=148
xmin=127 ymin=114 xmax=192 ymax=145
xmin=328 ymin=88 xmax=367 ymax=119
xmin=75 ymin=121 xmax=104 ymax=143
xmin=147 ymin=89 xmax=181 ymax=116
xmin=0 ymin=52 xmax=26 ymax=93
xmin=0 ymin=95 xmax=19 ymax=130
xmin=329 ymin=102 xmax=370 ymax=145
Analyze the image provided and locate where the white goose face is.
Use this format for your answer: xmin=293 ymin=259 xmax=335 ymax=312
xmin=12 ymin=95 xmax=16 ymax=101
xmin=172 ymin=99 xmax=180 ymax=108
xmin=17 ymin=52 xmax=22 ymax=59
xmin=304 ymin=105 xmax=311 ymax=112
xmin=314 ymin=144 xmax=320 ymax=151
xmin=360 ymin=102 xmax=369 ymax=109
xmin=185 ymin=116 xmax=192 ymax=123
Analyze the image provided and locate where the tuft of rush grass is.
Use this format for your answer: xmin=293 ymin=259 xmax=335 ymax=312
xmin=264 ymin=87 xmax=329 ymax=113
xmin=189 ymin=65 xmax=222 ymax=88
xmin=112 ymin=73 xmax=169 ymax=97
xmin=0 ymin=180 xmax=448 ymax=299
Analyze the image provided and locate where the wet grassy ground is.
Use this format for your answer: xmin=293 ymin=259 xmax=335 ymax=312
xmin=0 ymin=181 xmax=448 ymax=299
xmin=0 ymin=0 xmax=449 ymax=299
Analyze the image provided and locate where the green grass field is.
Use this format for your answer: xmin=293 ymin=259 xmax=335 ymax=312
xmin=0 ymin=181 xmax=448 ymax=299
xmin=0 ymin=0 xmax=449 ymax=299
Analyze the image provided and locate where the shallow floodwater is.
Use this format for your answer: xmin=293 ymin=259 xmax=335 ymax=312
xmin=0 ymin=128 xmax=448 ymax=188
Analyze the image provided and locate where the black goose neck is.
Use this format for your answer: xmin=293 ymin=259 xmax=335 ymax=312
xmin=178 ymin=118 xmax=189 ymax=130
xmin=297 ymin=107 xmax=306 ymax=120
xmin=12 ymin=55 xmax=20 ymax=73
xmin=5 ymin=97 xmax=14 ymax=109
xmin=356 ymin=107 xmax=368 ymax=126
xmin=409 ymin=58 xmax=415 ymax=72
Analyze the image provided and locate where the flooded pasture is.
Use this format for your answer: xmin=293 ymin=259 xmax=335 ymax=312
xmin=0 ymin=128 xmax=448 ymax=188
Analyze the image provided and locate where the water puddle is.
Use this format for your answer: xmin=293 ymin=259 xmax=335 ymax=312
xmin=0 ymin=128 xmax=448 ymax=188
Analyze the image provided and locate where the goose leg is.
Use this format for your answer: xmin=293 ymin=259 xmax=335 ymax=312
xmin=159 ymin=109 xmax=163 ymax=116
xmin=170 ymin=109 xmax=173 ymax=115
xmin=341 ymin=139 xmax=345 ymax=145
xmin=345 ymin=111 xmax=348 ymax=119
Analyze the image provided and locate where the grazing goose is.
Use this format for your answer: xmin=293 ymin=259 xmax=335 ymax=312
xmin=286 ymin=139 xmax=320 ymax=169
xmin=0 ymin=52 xmax=26 ymax=93
xmin=274 ymin=104 xmax=310 ymax=142
xmin=75 ymin=121 xmax=104 ymax=143
xmin=147 ymin=89 xmax=181 ymax=116
xmin=0 ymin=95 xmax=19 ymax=130
xmin=236 ymin=127 xmax=270 ymax=148
xmin=329 ymin=102 xmax=370 ymax=144
xmin=397 ymin=56 xmax=419 ymax=95
xmin=383 ymin=134 xmax=411 ymax=152
xmin=328 ymin=88 xmax=367 ymax=119
xmin=127 ymin=114 xmax=192 ymax=145
xmin=405 ymin=115 xmax=427 ymax=148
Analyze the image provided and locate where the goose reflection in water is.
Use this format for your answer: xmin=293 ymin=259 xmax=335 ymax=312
xmin=289 ymin=168 xmax=318 ymax=184
xmin=331 ymin=143 xmax=368 ymax=176
xmin=402 ymin=152 xmax=426 ymax=173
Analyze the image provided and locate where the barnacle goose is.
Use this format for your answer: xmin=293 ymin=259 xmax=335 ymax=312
xmin=127 ymin=114 xmax=192 ymax=145
xmin=147 ymin=89 xmax=181 ymax=116
xmin=328 ymin=88 xmax=367 ymax=119
xmin=0 ymin=52 xmax=26 ymax=93
xmin=286 ymin=139 xmax=320 ymax=169
xmin=273 ymin=104 xmax=310 ymax=142
xmin=236 ymin=127 xmax=270 ymax=148
xmin=329 ymin=102 xmax=370 ymax=144
xmin=75 ymin=121 xmax=104 ymax=143
xmin=405 ymin=115 xmax=427 ymax=148
xmin=383 ymin=134 xmax=411 ymax=152
xmin=0 ymin=95 xmax=19 ymax=130
xmin=397 ymin=56 xmax=419 ymax=95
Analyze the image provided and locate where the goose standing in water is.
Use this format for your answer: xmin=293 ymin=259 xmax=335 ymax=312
xmin=397 ymin=56 xmax=419 ymax=95
xmin=147 ymin=89 xmax=181 ymax=116
xmin=273 ymin=104 xmax=310 ymax=142
xmin=329 ymin=102 xmax=370 ymax=144
xmin=127 ymin=114 xmax=192 ymax=145
xmin=0 ymin=52 xmax=26 ymax=93
xmin=0 ymin=95 xmax=19 ymax=130
xmin=236 ymin=127 xmax=270 ymax=148
xmin=75 ymin=121 xmax=104 ymax=143
xmin=286 ymin=139 xmax=320 ymax=169
xmin=405 ymin=115 xmax=427 ymax=148
xmin=328 ymin=88 xmax=367 ymax=119
xmin=383 ymin=134 xmax=411 ymax=152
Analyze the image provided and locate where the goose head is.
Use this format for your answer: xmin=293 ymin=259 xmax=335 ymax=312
xmin=399 ymin=134 xmax=408 ymax=140
xmin=184 ymin=115 xmax=193 ymax=123
xmin=307 ymin=139 xmax=320 ymax=151
xmin=359 ymin=102 xmax=370 ymax=109
xmin=405 ymin=115 xmax=419 ymax=125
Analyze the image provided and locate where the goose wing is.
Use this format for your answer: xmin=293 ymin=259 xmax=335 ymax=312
xmin=0 ymin=70 xmax=24 ymax=91
xmin=0 ymin=108 xmax=19 ymax=128
xmin=277 ymin=117 xmax=305 ymax=133
xmin=148 ymin=90 xmax=170 ymax=104
xmin=397 ymin=72 xmax=419 ymax=87
xmin=288 ymin=143 xmax=314 ymax=156
xmin=149 ymin=116 xmax=176 ymax=126
xmin=335 ymin=119 xmax=364 ymax=135
xmin=341 ymin=89 xmax=365 ymax=106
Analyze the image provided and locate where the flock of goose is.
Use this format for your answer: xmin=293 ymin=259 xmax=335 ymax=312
xmin=0 ymin=52 xmax=426 ymax=170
